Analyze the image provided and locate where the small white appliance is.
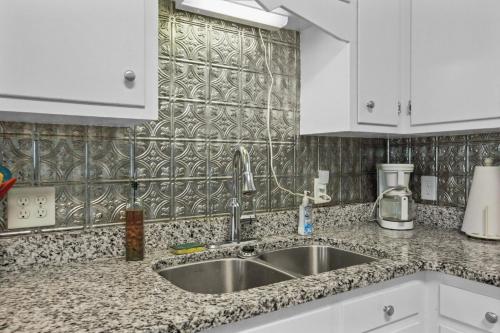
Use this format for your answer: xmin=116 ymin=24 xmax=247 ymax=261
xmin=375 ymin=164 xmax=415 ymax=230
xmin=461 ymin=158 xmax=500 ymax=240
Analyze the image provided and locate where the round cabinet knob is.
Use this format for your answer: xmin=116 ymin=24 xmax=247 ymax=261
xmin=383 ymin=305 xmax=394 ymax=316
xmin=485 ymin=312 xmax=498 ymax=324
xmin=124 ymin=70 xmax=136 ymax=82
xmin=366 ymin=100 xmax=375 ymax=110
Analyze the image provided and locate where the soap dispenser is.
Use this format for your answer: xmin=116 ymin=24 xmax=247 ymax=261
xmin=298 ymin=191 xmax=313 ymax=236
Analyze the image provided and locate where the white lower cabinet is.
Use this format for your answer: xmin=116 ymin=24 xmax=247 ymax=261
xmin=233 ymin=305 xmax=337 ymax=333
xmin=439 ymin=284 xmax=500 ymax=333
xmin=206 ymin=272 xmax=500 ymax=333
xmin=341 ymin=281 xmax=424 ymax=332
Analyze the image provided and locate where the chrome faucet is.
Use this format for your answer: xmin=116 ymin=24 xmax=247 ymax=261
xmin=228 ymin=146 xmax=256 ymax=243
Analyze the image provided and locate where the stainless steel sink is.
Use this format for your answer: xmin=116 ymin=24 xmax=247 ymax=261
xmin=157 ymin=258 xmax=294 ymax=294
xmin=257 ymin=245 xmax=376 ymax=276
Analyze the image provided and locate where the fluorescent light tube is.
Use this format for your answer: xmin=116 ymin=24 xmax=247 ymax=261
xmin=176 ymin=0 xmax=288 ymax=30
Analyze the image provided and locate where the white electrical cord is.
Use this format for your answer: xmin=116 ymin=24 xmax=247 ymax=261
xmin=370 ymin=187 xmax=395 ymax=220
xmin=258 ymin=29 xmax=331 ymax=203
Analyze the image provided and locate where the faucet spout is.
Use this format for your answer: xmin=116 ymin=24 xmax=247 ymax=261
xmin=229 ymin=146 xmax=256 ymax=243
xmin=233 ymin=146 xmax=256 ymax=195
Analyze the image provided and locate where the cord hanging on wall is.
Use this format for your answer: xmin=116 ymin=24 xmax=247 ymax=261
xmin=258 ymin=29 xmax=331 ymax=204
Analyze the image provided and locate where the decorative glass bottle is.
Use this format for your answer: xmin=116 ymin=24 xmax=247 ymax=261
xmin=125 ymin=181 xmax=144 ymax=261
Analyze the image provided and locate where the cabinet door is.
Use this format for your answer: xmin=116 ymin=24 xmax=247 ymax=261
xmin=0 ymin=0 xmax=145 ymax=108
xmin=357 ymin=0 xmax=401 ymax=126
xmin=411 ymin=0 xmax=500 ymax=126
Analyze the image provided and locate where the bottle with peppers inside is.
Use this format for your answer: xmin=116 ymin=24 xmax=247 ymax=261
xmin=125 ymin=181 xmax=144 ymax=261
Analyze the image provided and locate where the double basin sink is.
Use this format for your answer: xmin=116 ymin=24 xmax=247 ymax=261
xmin=157 ymin=245 xmax=376 ymax=294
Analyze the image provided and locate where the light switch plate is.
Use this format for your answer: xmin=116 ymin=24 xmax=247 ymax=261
xmin=421 ymin=176 xmax=438 ymax=201
xmin=7 ymin=187 xmax=56 ymax=229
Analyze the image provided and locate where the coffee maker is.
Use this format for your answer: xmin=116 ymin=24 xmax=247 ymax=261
xmin=375 ymin=164 xmax=415 ymax=230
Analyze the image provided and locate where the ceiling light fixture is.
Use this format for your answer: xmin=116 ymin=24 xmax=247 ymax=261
xmin=175 ymin=0 xmax=288 ymax=30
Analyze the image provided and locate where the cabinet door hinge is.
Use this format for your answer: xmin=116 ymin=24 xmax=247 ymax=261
xmin=407 ymin=100 xmax=412 ymax=115
xmin=398 ymin=101 xmax=402 ymax=115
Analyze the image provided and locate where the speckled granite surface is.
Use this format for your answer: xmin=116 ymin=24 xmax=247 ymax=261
xmin=0 ymin=204 xmax=373 ymax=272
xmin=1 ymin=223 xmax=499 ymax=333
xmin=0 ymin=203 xmax=466 ymax=272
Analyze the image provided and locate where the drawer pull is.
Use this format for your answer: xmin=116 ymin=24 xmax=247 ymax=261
xmin=486 ymin=312 xmax=498 ymax=324
xmin=383 ymin=305 xmax=394 ymax=316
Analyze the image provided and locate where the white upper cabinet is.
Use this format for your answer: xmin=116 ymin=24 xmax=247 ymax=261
xmin=0 ymin=0 xmax=158 ymax=126
xmin=299 ymin=0 xmax=403 ymax=136
xmin=409 ymin=0 xmax=500 ymax=134
xmin=357 ymin=0 xmax=402 ymax=128
xmin=283 ymin=0 xmax=500 ymax=136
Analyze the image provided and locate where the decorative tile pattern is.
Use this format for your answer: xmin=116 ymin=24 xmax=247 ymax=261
xmin=296 ymin=136 xmax=318 ymax=177
xmin=241 ymin=107 xmax=268 ymax=141
xmin=405 ymin=134 xmax=500 ymax=208
xmin=0 ymin=135 xmax=34 ymax=184
xmin=438 ymin=175 xmax=467 ymax=208
xmin=0 ymin=1 xmax=390 ymax=233
xmin=172 ymin=101 xmax=207 ymax=139
xmin=174 ymin=180 xmax=208 ymax=217
xmin=89 ymin=182 xmax=129 ymax=225
xmin=341 ymin=138 xmax=361 ymax=174
xmin=89 ymin=139 xmax=131 ymax=181
xmin=241 ymin=72 xmax=267 ymax=108
xmin=173 ymin=141 xmax=208 ymax=178
xmin=209 ymin=67 xmax=240 ymax=104
xmin=437 ymin=143 xmax=467 ymax=175
xmin=271 ymin=43 xmax=297 ymax=75
xmin=135 ymin=140 xmax=171 ymax=180
xmin=318 ymin=137 xmax=341 ymax=174
xmin=208 ymin=142 xmax=234 ymax=177
xmin=209 ymin=28 xmax=240 ymax=67
xmin=173 ymin=21 xmax=207 ymax=62
xmin=39 ymin=136 xmax=85 ymax=183
xmin=207 ymin=104 xmax=239 ymax=141
xmin=54 ymin=184 xmax=85 ymax=226
xmin=270 ymin=177 xmax=295 ymax=210
xmin=242 ymin=33 xmax=267 ymax=73
xmin=172 ymin=61 xmax=208 ymax=101
xmin=271 ymin=143 xmax=294 ymax=177
xmin=138 ymin=181 xmax=172 ymax=221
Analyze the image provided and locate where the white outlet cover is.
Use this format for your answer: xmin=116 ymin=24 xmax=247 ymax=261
xmin=7 ymin=187 xmax=56 ymax=229
xmin=421 ymin=176 xmax=438 ymax=201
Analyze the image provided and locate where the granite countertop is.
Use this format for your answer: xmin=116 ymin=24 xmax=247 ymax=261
xmin=1 ymin=223 xmax=500 ymax=333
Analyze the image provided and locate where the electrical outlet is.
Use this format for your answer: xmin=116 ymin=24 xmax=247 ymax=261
xmin=421 ymin=176 xmax=438 ymax=201
xmin=35 ymin=196 xmax=47 ymax=206
xmin=17 ymin=208 xmax=30 ymax=219
xmin=7 ymin=187 xmax=56 ymax=229
xmin=17 ymin=196 xmax=29 ymax=207
xmin=36 ymin=208 xmax=47 ymax=218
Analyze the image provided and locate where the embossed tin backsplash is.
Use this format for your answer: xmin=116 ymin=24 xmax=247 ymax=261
xmin=390 ymin=134 xmax=500 ymax=208
xmin=0 ymin=1 xmax=386 ymax=233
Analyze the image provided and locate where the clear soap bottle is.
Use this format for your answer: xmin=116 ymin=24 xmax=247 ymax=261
xmin=125 ymin=181 xmax=144 ymax=261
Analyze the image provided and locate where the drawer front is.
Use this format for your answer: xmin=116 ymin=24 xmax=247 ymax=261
xmin=440 ymin=284 xmax=500 ymax=333
xmin=342 ymin=281 xmax=424 ymax=332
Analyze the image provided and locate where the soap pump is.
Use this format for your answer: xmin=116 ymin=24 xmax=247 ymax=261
xmin=298 ymin=191 xmax=313 ymax=236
